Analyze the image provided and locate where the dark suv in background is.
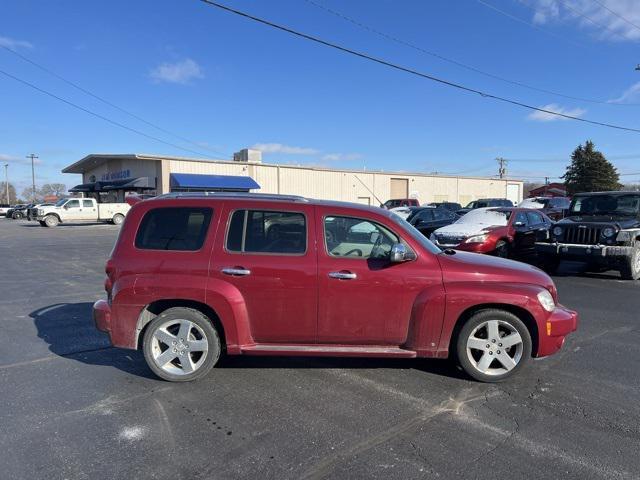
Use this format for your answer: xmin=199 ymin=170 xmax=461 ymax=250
xmin=457 ymin=198 xmax=513 ymax=216
xmin=520 ymin=196 xmax=570 ymax=221
xmin=536 ymin=191 xmax=640 ymax=279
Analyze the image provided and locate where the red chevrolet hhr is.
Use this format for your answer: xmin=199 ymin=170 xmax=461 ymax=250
xmin=94 ymin=193 xmax=577 ymax=383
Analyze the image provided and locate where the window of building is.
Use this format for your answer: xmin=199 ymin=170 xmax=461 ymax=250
xmin=135 ymin=207 xmax=212 ymax=251
xmin=226 ymin=210 xmax=306 ymax=254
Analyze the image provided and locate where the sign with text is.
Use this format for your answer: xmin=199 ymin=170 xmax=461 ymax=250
xmin=101 ymin=169 xmax=131 ymax=181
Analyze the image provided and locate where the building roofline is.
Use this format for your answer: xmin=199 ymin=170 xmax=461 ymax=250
xmin=61 ymin=153 xmax=523 ymax=182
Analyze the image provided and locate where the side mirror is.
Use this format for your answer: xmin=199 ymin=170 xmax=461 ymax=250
xmin=63 ymin=204 xmax=69 ymax=210
xmin=390 ymin=243 xmax=415 ymax=262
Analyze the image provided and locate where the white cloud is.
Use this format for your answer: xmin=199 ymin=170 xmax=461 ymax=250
xmin=0 ymin=35 xmax=33 ymax=49
xmin=251 ymin=143 xmax=320 ymax=155
xmin=527 ymin=103 xmax=586 ymax=121
xmin=526 ymin=0 xmax=640 ymax=41
xmin=0 ymin=154 xmax=42 ymax=165
xmin=321 ymin=153 xmax=363 ymax=162
xmin=609 ymin=81 xmax=640 ymax=103
xmin=150 ymin=58 xmax=203 ymax=84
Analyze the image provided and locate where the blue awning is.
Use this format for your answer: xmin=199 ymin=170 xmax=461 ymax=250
xmin=169 ymin=173 xmax=260 ymax=192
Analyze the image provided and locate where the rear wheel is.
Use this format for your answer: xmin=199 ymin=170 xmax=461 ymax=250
xmin=456 ymin=309 xmax=532 ymax=382
xmin=619 ymin=244 xmax=640 ymax=280
xmin=112 ymin=213 xmax=125 ymax=225
xmin=38 ymin=221 xmax=46 ymax=227
xmin=44 ymin=215 xmax=59 ymax=227
xmin=143 ymin=307 xmax=221 ymax=382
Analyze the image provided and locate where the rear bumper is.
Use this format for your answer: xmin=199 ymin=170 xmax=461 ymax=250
xmin=93 ymin=299 xmax=112 ymax=336
xmin=536 ymin=305 xmax=578 ymax=357
xmin=536 ymin=242 xmax=633 ymax=260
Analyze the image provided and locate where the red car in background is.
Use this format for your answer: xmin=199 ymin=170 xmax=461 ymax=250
xmin=431 ymin=207 xmax=553 ymax=259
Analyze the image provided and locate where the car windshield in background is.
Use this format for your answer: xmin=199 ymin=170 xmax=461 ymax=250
xmin=389 ymin=214 xmax=442 ymax=254
xmin=453 ymin=208 xmax=510 ymax=225
xmin=569 ymin=195 xmax=640 ymax=216
xmin=519 ymin=198 xmax=546 ymax=209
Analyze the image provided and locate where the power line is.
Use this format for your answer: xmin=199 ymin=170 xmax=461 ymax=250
xmin=590 ymin=0 xmax=640 ymax=34
xmin=198 ymin=0 xmax=640 ymax=134
xmin=304 ymin=0 xmax=636 ymax=106
xmin=0 ymin=44 xmax=231 ymax=159
xmin=475 ymin=0 xmax=587 ymax=48
xmin=555 ymin=0 xmax=629 ymax=41
xmin=0 ymin=69 xmax=222 ymax=159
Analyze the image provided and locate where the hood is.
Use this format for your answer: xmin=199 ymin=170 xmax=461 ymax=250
xmin=434 ymin=222 xmax=502 ymax=238
xmin=436 ymin=250 xmax=555 ymax=293
xmin=559 ymin=216 xmax=640 ymax=229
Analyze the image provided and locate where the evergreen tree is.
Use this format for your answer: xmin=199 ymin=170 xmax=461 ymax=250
xmin=563 ymin=140 xmax=620 ymax=195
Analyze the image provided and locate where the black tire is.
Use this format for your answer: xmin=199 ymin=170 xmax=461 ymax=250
xmin=619 ymin=245 xmax=640 ymax=280
xmin=540 ymin=254 xmax=561 ymax=274
xmin=143 ymin=307 xmax=221 ymax=382
xmin=44 ymin=215 xmax=59 ymax=227
xmin=13 ymin=212 xmax=23 ymax=219
xmin=38 ymin=221 xmax=46 ymax=227
xmin=455 ymin=309 xmax=532 ymax=383
xmin=494 ymin=240 xmax=510 ymax=258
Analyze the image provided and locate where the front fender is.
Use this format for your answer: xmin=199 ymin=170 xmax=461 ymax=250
xmin=436 ymin=282 xmax=549 ymax=356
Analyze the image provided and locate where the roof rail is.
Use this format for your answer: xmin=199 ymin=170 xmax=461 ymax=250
xmin=155 ymin=192 xmax=310 ymax=202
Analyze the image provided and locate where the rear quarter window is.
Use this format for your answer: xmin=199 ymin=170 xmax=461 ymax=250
xmin=135 ymin=207 xmax=213 ymax=251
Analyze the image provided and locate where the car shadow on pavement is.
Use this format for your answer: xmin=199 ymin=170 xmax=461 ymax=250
xmin=554 ymin=261 xmax=623 ymax=281
xmin=30 ymin=302 xmax=467 ymax=381
xmin=30 ymin=302 xmax=155 ymax=379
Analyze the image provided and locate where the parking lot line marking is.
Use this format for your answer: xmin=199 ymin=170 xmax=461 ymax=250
xmin=0 ymin=355 xmax=58 ymax=370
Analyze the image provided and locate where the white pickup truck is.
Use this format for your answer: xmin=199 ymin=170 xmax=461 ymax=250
xmin=35 ymin=197 xmax=130 ymax=227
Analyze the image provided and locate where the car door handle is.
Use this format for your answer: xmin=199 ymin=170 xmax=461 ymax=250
xmin=221 ymin=267 xmax=251 ymax=276
xmin=328 ymin=271 xmax=357 ymax=280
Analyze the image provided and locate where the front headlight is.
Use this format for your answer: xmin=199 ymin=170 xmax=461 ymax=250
xmin=537 ymin=290 xmax=555 ymax=312
xmin=602 ymin=227 xmax=615 ymax=238
xmin=465 ymin=233 xmax=489 ymax=243
xmin=38 ymin=209 xmax=44 ymax=215
xmin=552 ymin=226 xmax=563 ymax=237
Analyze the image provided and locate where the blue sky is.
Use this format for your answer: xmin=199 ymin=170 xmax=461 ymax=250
xmin=2 ymin=0 xmax=640 ymax=194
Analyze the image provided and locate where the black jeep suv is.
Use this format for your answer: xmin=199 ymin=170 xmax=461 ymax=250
xmin=536 ymin=191 xmax=640 ymax=280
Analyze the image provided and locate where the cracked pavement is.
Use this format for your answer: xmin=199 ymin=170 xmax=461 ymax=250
xmin=0 ymin=220 xmax=639 ymax=479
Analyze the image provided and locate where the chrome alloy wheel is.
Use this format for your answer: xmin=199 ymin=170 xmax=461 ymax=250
xmin=150 ymin=319 xmax=209 ymax=376
xmin=466 ymin=319 xmax=523 ymax=376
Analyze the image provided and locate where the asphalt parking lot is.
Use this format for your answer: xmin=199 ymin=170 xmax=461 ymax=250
xmin=1 ymin=219 xmax=639 ymax=480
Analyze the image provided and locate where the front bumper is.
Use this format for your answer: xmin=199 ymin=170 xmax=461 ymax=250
xmin=536 ymin=242 xmax=633 ymax=259
xmin=537 ymin=305 xmax=579 ymax=357
xmin=93 ymin=299 xmax=112 ymax=335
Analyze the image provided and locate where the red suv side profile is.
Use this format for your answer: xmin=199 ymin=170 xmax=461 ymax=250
xmin=93 ymin=193 xmax=577 ymax=383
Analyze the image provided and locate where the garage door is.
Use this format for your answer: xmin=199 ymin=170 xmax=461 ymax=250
xmin=390 ymin=178 xmax=408 ymax=199
xmin=506 ymin=183 xmax=521 ymax=205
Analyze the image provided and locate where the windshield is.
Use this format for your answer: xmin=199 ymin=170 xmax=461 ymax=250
xmin=453 ymin=208 xmax=510 ymax=225
xmin=519 ymin=198 xmax=546 ymax=209
xmin=569 ymin=194 xmax=640 ymax=216
xmin=390 ymin=214 xmax=442 ymax=254
xmin=55 ymin=198 xmax=68 ymax=207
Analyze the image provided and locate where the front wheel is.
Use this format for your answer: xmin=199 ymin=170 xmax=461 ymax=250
xmin=494 ymin=240 xmax=510 ymax=258
xmin=455 ymin=309 xmax=532 ymax=382
xmin=620 ymin=245 xmax=640 ymax=280
xmin=112 ymin=213 xmax=125 ymax=225
xmin=143 ymin=307 xmax=221 ymax=382
xmin=44 ymin=215 xmax=59 ymax=227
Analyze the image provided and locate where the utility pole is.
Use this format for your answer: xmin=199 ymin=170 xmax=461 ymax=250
xmin=26 ymin=154 xmax=38 ymax=202
xmin=497 ymin=157 xmax=507 ymax=179
xmin=4 ymin=163 xmax=8 ymax=204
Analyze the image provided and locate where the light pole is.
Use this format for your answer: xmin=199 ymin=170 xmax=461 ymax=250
xmin=4 ymin=163 xmax=8 ymax=204
xmin=26 ymin=153 xmax=38 ymax=202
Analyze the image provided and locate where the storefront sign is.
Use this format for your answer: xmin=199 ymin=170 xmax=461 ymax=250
xmin=101 ymin=169 xmax=131 ymax=181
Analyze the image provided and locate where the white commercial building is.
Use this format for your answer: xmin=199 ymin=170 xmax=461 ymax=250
xmin=62 ymin=149 xmax=523 ymax=205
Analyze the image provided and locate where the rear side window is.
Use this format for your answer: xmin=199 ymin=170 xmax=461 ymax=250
xmin=226 ymin=210 xmax=306 ymax=254
xmin=136 ymin=207 xmax=212 ymax=251
xmin=82 ymin=200 xmax=93 ymax=208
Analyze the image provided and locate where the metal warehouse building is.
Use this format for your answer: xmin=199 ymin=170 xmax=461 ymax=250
xmin=62 ymin=149 xmax=523 ymax=205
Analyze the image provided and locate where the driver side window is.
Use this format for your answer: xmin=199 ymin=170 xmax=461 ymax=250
xmin=324 ymin=216 xmax=399 ymax=259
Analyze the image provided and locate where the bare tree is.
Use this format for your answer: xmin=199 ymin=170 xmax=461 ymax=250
xmin=40 ymin=183 xmax=67 ymax=197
